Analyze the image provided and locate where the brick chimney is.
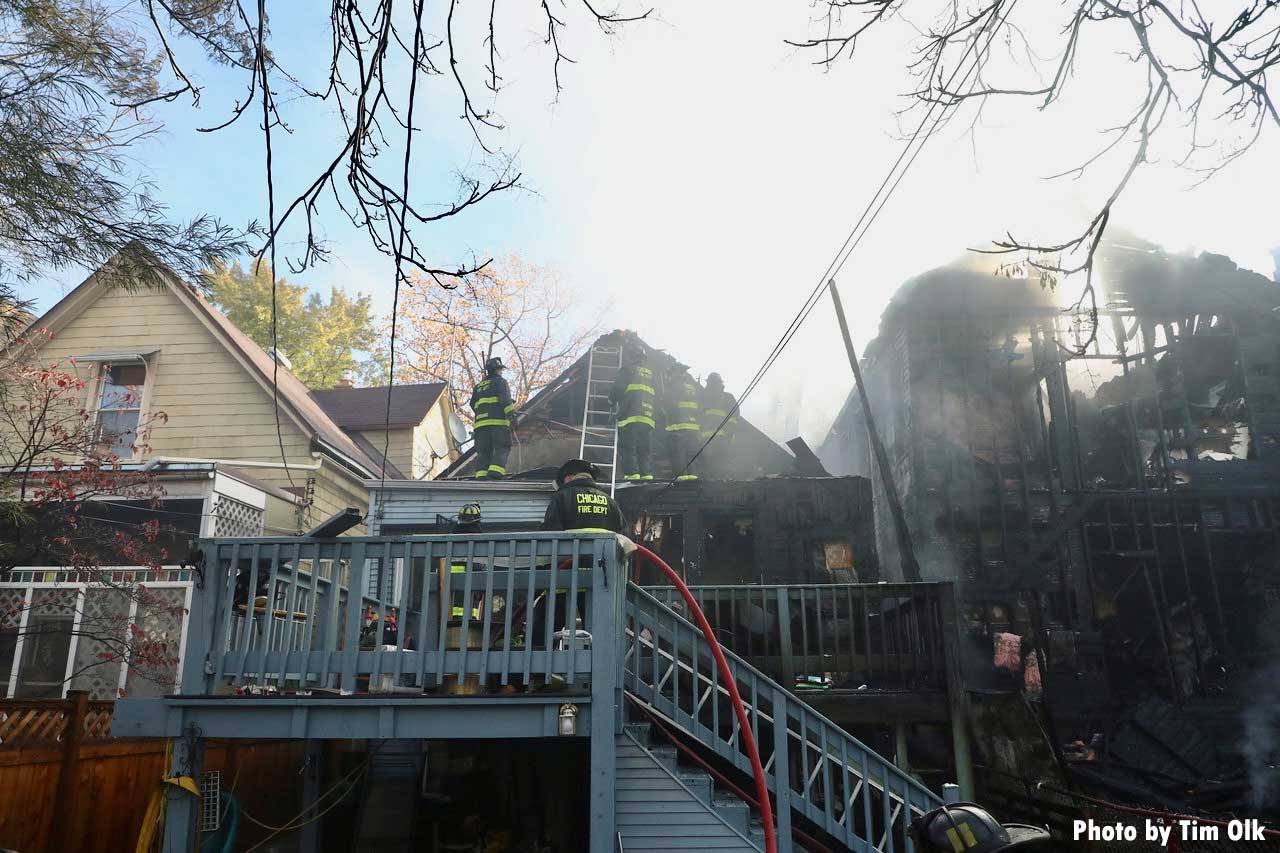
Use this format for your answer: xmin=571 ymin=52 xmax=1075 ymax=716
xmin=333 ymin=368 xmax=356 ymax=390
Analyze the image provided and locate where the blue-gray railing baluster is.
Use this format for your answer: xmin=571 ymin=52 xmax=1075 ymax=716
xmin=392 ymin=541 xmax=413 ymax=685
xmin=798 ymin=587 xmax=810 ymax=682
xmin=821 ymin=723 xmax=835 ymax=831
xmin=371 ymin=541 xmax=391 ymax=686
xmin=522 ymin=537 xmax=537 ymax=687
xmin=500 ymin=538 xmax=517 ymax=685
xmin=435 ymin=539 xmax=455 ymax=683
xmin=816 ymin=587 xmax=827 ymax=673
xmin=456 ymin=538 xmax=477 ymax=681
xmin=860 ymin=740 xmax=874 ymax=850
xmin=299 ymin=541 xmax=321 ymax=687
xmin=894 ymin=592 xmax=906 ymax=689
xmin=798 ymin=704 xmax=811 ymax=807
xmin=860 ymin=586 xmax=875 ymax=685
xmin=277 ymin=541 xmax=302 ymax=688
xmin=233 ymin=543 xmax=261 ymax=686
xmin=414 ymin=542 xmax=434 ymax=689
xmin=880 ymin=760 xmax=895 ymax=853
xmin=566 ymin=537 xmax=581 ymax=685
xmin=543 ymin=539 xmax=559 ymax=681
xmin=325 ymin=545 xmax=347 ymax=689
xmin=710 ymin=618 xmax=720 ymax=739
xmin=748 ymin=671 xmax=760 ymax=768
xmin=211 ymin=542 xmax=240 ymax=690
xmin=840 ymin=734 xmax=856 ymax=849
xmin=902 ymin=775 xmax=914 ymax=853
xmin=341 ymin=542 xmax=370 ymax=694
xmin=255 ymin=542 xmax=282 ymax=684
xmin=479 ymin=540 xmax=497 ymax=685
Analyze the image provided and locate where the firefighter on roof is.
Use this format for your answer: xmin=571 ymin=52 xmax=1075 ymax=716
xmin=699 ymin=372 xmax=738 ymax=479
xmin=610 ymin=342 xmax=656 ymax=481
xmin=662 ymin=361 xmax=701 ymax=481
xmin=470 ymin=356 xmax=515 ymax=479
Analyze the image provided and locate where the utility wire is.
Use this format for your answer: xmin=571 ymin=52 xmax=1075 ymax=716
xmin=255 ymin=0 xmax=295 ymax=492
xmin=373 ymin=0 xmax=426 ymax=516
xmin=664 ymin=0 xmax=1018 ymax=485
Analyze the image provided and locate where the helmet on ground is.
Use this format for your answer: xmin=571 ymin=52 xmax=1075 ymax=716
xmin=486 ymin=356 xmax=505 ymax=373
xmin=457 ymin=503 xmax=482 ymax=523
xmin=706 ymin=372 xmax=724 ymax=389
xmin=557 ymin=458 xmax=601 ymax=486
xmin=910 ymin=803 xmax=1051 ymax=853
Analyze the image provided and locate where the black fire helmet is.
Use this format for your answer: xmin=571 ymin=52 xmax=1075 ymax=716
xmin=486 ymin=356 xmax=505 ymax=373
xmin=910 ymin=803 xmax=1051 ymax=853
xmin=556 ymin=458 xmax=601 ymax=486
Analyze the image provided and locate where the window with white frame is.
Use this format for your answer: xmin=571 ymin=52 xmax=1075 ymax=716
xmin=95 ymin=362 xmax=148 ymax=458
xmin=0 ymin=581 xmax=192 ymax=700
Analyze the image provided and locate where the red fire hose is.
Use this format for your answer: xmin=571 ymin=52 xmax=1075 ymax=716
xmin=634 ymin=544 xmax=778 ymax=853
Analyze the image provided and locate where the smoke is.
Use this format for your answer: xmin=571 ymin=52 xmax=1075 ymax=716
xmin=1241 ymin=613 xmax=1280 ymax=812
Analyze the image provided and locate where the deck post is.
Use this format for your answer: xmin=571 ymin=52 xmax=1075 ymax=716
xmin=939 ymin=585 xmax=974 ymax=799
xmin=298 ymin=739 xmax=325 ymax=853
xmin=771 ymin=686 xmax=794 ymax=853
xmin=184 ymin=542 xmax=219 ymax=694
xmin=162 ymin=728 xmax=204 ymax=853
xmin=48 ymin=689 xmax=89 ymax=852
xmin=589 ymin=536 xmax=619 ymax=853
xmin=775 ymin=587 xmax=796 ymax=688
xmin=894 ymin=721 xmax=910 ymax=774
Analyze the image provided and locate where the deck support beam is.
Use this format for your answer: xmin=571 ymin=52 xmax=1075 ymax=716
xmin=163 ymin=728 xmax=204 ymax=853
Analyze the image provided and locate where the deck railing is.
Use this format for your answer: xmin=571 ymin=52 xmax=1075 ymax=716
xmin=187 ymin=534 xmax=619 ymax=695
xmin=625 ymin=584 xmax=942 ymax=852
xmin=645 ymin=583 xmax=950 ymax=691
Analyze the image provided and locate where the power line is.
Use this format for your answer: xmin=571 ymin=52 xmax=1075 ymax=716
xmin=255 ymin=0 xmax=295 ymax=492
xmin=666 ymin=0 xmax=1019 ymax=484
xmin=374 ymin=0 xmax=427 ymax=514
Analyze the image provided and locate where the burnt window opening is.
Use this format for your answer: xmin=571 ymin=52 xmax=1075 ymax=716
xmin=632 ymin=514 xmax=683 ymax=585
xmin=701 ymin=513 xmax=755 ymax=585
xmin=811 ymin=539 xmax=857 ymax=583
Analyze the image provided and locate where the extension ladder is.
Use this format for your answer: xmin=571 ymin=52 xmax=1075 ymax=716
xmin=579 ymin=342 xmax=623 ymax=495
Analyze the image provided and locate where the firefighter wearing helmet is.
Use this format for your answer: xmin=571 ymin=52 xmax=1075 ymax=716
xmin=541 ymin=459 xmax=627 ymax=533
xmin=471 ymin=356 xmax=515 ymax=479
xmin=610 ymin=342 xmax=656 ymax=482
xmin=699 ymin=371 xmax=738 ymax=479
xmin=910 ymin=803 xmax=1051 ymax=853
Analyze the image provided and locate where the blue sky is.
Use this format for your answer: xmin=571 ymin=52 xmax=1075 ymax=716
xmin=24 ymin=2 xmax=1280 ymax=443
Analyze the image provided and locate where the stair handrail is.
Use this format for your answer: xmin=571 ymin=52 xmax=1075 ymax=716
xmin=634 ymin=544 xmax=778 ymax=853
xmin=624 ymin=582 xmax=941 ymax=808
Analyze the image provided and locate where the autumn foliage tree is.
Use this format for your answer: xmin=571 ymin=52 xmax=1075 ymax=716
xmin=0 ymin=329 xmax=183 ymax=695
xmin=378 ymin=255 xmax=601 ymax=422
xmin=204 ymin=259 xmax=379 ymax=388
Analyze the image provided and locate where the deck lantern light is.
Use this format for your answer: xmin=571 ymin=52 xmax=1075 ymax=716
xmin=558 ymin=703 xmax=578 ymax=736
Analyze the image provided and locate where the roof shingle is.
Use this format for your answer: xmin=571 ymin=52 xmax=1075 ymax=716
xmin=311 ymin=383 xmax=446 ymax=430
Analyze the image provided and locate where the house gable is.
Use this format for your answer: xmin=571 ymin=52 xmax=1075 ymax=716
xmin=17 ymin=261 xmax=385 ymax=525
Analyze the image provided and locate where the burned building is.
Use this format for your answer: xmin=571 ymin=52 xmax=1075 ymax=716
xmin=820 ymin=243 xmax=1280 ymax=817
xmin=616 ymin=477 xmax=878 ymax=587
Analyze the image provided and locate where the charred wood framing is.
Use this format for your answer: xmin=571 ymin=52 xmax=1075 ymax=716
xmin=819 ymin=246 xmax=1280 ymax=816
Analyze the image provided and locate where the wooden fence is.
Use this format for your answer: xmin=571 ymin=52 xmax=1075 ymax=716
xmin=0 ymin=693 xmax=304 ymax=853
